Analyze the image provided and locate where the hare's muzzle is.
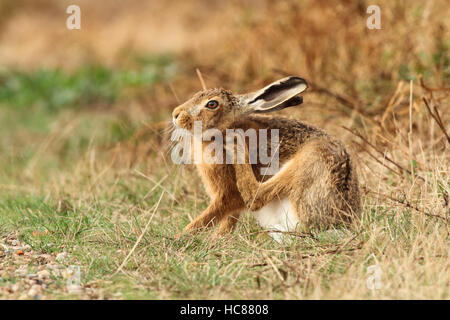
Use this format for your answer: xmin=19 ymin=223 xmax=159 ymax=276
xmin=172 ymin=110 xmax=193 ymax=130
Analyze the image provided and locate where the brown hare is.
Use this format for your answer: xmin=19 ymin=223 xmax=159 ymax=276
xmin=171 ymin=76 xmax=361 ymax=241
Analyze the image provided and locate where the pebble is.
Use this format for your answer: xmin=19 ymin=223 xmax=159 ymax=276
xmin=27 ymin=284 xmax=42 ymax=297
xmin=1 ymin=244 xmax=10 ymax=253
xmin=12 ymin=245 xmax=31 ymax=252
xmin=37 ymin=253 xmax=52 ymax=260
xmin=30 ymin=284 xmax=42 ymax=292
xmin=67 ymin=284 xmax=83 ymax=294
xmin=37 ymin=270 xmax=51 ymax=279
xmin=55 ymin=252 xmax=68 ymax=263
xmin=14 ymin=267 xmax=27 ymax=277
xmin=11 ymin=283 xmax=20 ymax=292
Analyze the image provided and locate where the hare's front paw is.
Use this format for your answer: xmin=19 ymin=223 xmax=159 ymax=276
xmin=174 ymin=228 xmax=196 ymax=240
xmin=184 ymin=220 xmax=206 ymax=234
xmin=174 ymin=223 xmax=198 ymax=239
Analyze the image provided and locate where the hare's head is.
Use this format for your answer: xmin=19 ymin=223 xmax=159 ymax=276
xmin=172 ymin=76 xmax=308 ymax=132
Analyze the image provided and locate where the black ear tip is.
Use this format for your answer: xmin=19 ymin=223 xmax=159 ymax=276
xmin=287 ymin=76 xmax=309 ymax=88
xmin=284 ymin=95 xmax=303 ymax=107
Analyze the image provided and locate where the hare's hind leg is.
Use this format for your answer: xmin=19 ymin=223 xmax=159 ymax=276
xmin=290 ymin=140 xmax=360 ymax=229
xmin=234 ymin=139 xmax=356 ymax=230
xmin=233 ymin=160 xmax=292 ymax=212
xmin=233 ymin=158 xmax=301 ymax=239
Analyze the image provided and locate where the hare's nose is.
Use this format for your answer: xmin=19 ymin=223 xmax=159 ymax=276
xmin=172 ymin=110 xmax=180 ymax=120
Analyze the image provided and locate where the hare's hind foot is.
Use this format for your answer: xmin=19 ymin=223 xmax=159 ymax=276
xmin=252 ymin=198 xmax=299 ymax=242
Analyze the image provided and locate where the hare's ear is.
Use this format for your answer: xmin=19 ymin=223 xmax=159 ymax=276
xmin=240 ymin=76 xmax=308 ymax=114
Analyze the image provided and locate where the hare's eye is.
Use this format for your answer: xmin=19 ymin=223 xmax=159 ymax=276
xmin=205 ymin=100 xmax=219 ymax=109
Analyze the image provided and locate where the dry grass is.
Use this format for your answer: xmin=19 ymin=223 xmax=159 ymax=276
xmin=0 ymin=0 xmax=448 ymax=299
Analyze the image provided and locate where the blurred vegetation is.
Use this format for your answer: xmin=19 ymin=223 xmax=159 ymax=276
xmin=0 ymin=54 xmax=176 ymax=112
xmin=0 ymin=54 xmax=176 ymax=185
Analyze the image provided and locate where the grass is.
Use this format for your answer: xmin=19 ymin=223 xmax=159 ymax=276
xmin=1 ymin=188 xmax=447 ymax=299
xmin=0 ymin=0 xmax=449 ymax=299
xmin=0 ymin=88 xmax=447 ymax=298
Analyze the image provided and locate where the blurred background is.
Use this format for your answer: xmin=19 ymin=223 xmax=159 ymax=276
xmin=0 ymin=0 xmax=448 ymax=299
xmin=1 ymin=0 xmax=448 ymax=188
xmin=0 ymin=0 xmax=448 ymax=172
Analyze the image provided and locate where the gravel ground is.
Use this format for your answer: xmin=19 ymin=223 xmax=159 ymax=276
xmin=0 ymin=233 xmax=105 ymax=299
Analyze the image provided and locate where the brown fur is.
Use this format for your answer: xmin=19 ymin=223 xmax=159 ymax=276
xmin=172 ymin=78 xmax=361 ymax=236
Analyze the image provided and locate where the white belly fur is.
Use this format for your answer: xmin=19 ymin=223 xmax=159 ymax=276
xmin=251 ymin=198 xmax=299 ymax=242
